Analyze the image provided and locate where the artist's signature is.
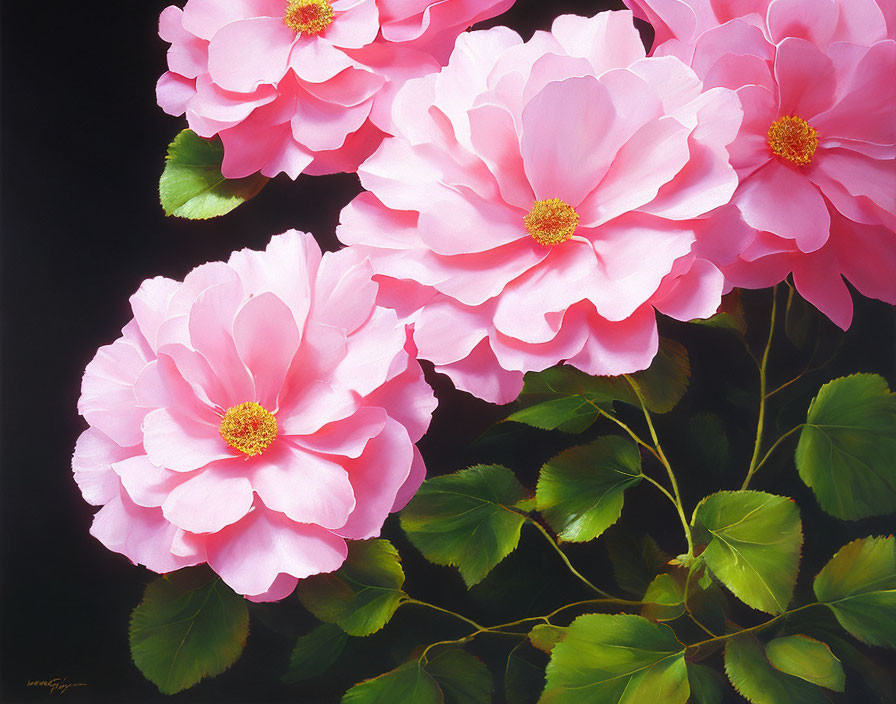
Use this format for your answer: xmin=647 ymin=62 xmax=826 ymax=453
xmin=26 ymin=677 xmax=87 ymax=695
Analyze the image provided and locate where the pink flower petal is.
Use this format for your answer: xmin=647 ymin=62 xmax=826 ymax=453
xmin=311 ymin=250 xmax=378 ymax=335
xmin=292 ymin=407 xmax=387 ymax=458
xmin=181 ymin=0 xmax=286 ymax=40
xmin=290 ymin=89 xmax=372 ymax=152
xmin=767 ymin=0 xmax=838 ymax=46
xmin=774 ymin=38 xmax=836 ymax=120
xmin=250 ymin=444 xmax=355 ymax=529
xmin=72 ymin=428 xmax=138 ymax=506
xmin=565 ymin=304 xmax=659 ymax=377
xmin=133 ymin=356 xmax=219 ymax=424
xmin=414 ymin=298 xmax=491 ymax=364
xmin=157 ymin=72 xmax=197 ymax=117
xmin=391 ymin=445 xmax=427 ymax=512
xmin=142 ymin=408 xmax=236 ymax=472
xmin=551 ymin=11 xmax=646 ymax=70
xmin=208 ymin=17 xmax=296 ymax=92
xmin=468 ymin=103 xmax=533 ymax=211
xmin=652 ymin=257 xmax=725 ymax=321
xmin=289 ymin=36 xmax=355 ymax=83
xmin=129 ymin=276 xmax=179 ymax=352
xmin=325 ymin=0 xmax=379 ymax=48
xmin=363 ymin=352 xmax=437 ymax=443
xmin=162 ymin=463 xmax=255 ymax=533
xmin=207 ymin=508 xmax=347 ymax=597
xmin=792 ymin=249 xmax=854 ymax=330
xmin=114 ymin=454 xmax=189 ymax=509
xmin=434 ymin=338 xmax=524 ymax=404
xmin=278 ymin=380 xmax=358 ymax=436
xmin=333 ymin=308 xmax=409 ymax=395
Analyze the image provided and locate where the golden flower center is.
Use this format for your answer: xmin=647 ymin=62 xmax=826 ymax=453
xmin=524 ymin=198 xmax=579 ymax=246
xmin=768 ymin=115 xmax=818 ymax=166
xmin=219 ymin=402 xmax=278 ymax=457
xmin=284 ymin=0 xmax=334 ymax=35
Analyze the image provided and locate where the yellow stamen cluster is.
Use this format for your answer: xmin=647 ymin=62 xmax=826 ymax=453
xmin=768 ymin=115 xmax=818 ymax=166
xmin=524 ymin=198 xmax=579 ymax=246
xmin=219 ymin=402 xmax=278 ymax=457
xmin=284 ymin=0 xmax=335 ymax=35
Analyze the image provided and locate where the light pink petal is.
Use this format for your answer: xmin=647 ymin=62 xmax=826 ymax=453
xmin=159 ymin=6 xmax=209 ymax=78
xmin=692 ymin=205 xmax=758 ymax=267
xmin=792 ymin=250 xmax=854 ymax=330
xmin=812 ymin=148 xmax=896 ymax=217
xmin=414 ymin=298 xmax=491 ymax=365
xmin=72 ymin=428 xmax=138 ymax=506
xmin=133 ymin=356 xmax=219 ymax=424
xmin=721 ymin=251 xmax=794 ymax=290
xmin=551 ymin=11 xmax=646 ymax=70
xmin=767 ymin=0 xmax=838 ymax=46
xmin=207 ymin=17 xmax=296 ymax=92
xmin=490 ymin=305 xmax=592 ymax=373
xmin=289 ymin=36 xmax=355 ymax=83
xmin=129 ymin=276 xmax=179 ymax=352
xmin=333 ymin=308 xmax=408 ymax=395
xmin=278 ymin=380 xmax=359 ymax=436
xmin=334 ymin=418 xmax=414 ymax=540
xmin=169 ymin=261 xmax=242 ymax=318
xmin=181 ymin=0 xmax=285 ymax=40
xmin=114 ymin=454 xmax=189 ymax=509
xmin=311 ymin=250 xmax=377 ymax=334
xmin=162 ymin=463 xmax=255 ymax=533
xmin=325 ymin=0 xmax=379 ymax=48
xmin=727 ymin=84 xmax=777 ymax=173
xmin=703 ymin=52 xmax=775 ymax=93
xmin=188 ymin=279 xmax=256 ymax=405
xmin=418 ymin=191 xmax=526 ymax=256
xmin=434 ymin=338 xmax=524 ymax=405
xmin=566 ymin=304 xmax=659 ymax=377
xmin=834 ymin=218 xmax=896 ymax=308
xmin=245 ymin=573 xmax=299 ymax=602
xmin=278 ymin=321 xmax=348 ymax=406
xmin=467 ymin=103 xmax=533 ymax=211
xmin=91 ymin=490 xmax=206 ymax=574
xmin=157 ymin=72 xmax=197 ymax=117
xmin=691 ymin=19 xmax=772 ymax=80
xmin=156 ymin=343 xmax=230 ymax=410
xmin=391 ymin=445 xmax=427 ymax=512
xmin=623 ymin=0 xmax=699 ymax=46
xmin=774 ymin=38 xmax=836 ymax=119
xmin=191 ymin=74 xmax=278 ymax=123
xmin=337 ymin=192 xmax=423 ymax=249
xmin=233 ymin=293 xmax=301 ymax=410
xmin=358 ymin=137 xmax=448 ymax=212
xmin=142 ymin=408 xmax=236 ymax=472
xmin=290 ymin=89 xmax=372 ymax=152
xmin=78 ymin=337 xmax=151 ymax=448
xmin=250 ymin=444 xmax=355 ymax=529
xmin=735 ymin=160 xmax=831 ymax=252
xmin=221 ymin=120 xmax=313 ymax=180
xmin=302 ymin=118 xmax=386 ymax=176
xmin=363 ymin=353 xmax=436 ymax=443
xmin=652 ymin=258 xmax=725 ymax=321
xmin=301 ymin=65 xmax=384 ymax=108
xmin=292 ymin=407 xmax=387 ymax=458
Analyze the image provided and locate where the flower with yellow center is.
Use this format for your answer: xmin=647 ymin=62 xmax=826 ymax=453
xmin=524 ymin=198 xmax=579 ymax=246
xmin=219 ymin=402 xmax=278 ymax=457
xmin=284 ymin=0 xmax=335 ymax=35
xmin=767 ymin=115 xmax=818 ymax=166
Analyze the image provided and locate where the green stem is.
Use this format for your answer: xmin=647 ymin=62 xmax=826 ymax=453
xmin=625 ymin=376 xmax=694 ymax=561
xmin=546 ymin=597 xmax=644 ymax=620
xmin=526 ymin=518 xmax=617 ymax=599
xmin=686 ymin=603 xmax=818 ymax=651
xmin=742 ymin=287 xmax=779 ymax=490
xmin=588 ymin=401 xmax=662 ymax=463
xmin=746 ymin=425 xmax=804 ymax=485
xmin=682 ymin=565 xmax=716 ymax=638
xmin=403 ymin=599 xmax=485 ymax=631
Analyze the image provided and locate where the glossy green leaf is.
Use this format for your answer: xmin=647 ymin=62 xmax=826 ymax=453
xmin=813 ymin=535 xmax=896 ymax=648
xmin=687 ymin=663 xmax=727 ymax=704
xmin=342 ymin=661 xmax=443 ymax=703
xmin=426 ymin=649 xmax=493 ymax=704
xmin=401 ymin=465 xmax=528 ymax=586
xmin=692 ymin=491 xmax=802 ymax=614
xmin=505 ymin=396 xmax=606 ymax=432
xmin=297 ymin=539 xmax=407 ymax=636
xmin=641 ymin=573 xmax=685 ymax=622
xmin=283 ymin=623 xmax=348 ymax=684
xmin=159 ymin=129 xmax=268 ymax=219
xmin=795 ymin=374 xmax=896 ymax=519
xmin=129 ymin=567 xmax=249 ymax=695
xmin=604 ymin=530 xmax=669 ymax=597
xmin=765 ymin=635 xmax=844 ymax=691
xmin=724 ymin=634 xmax=829 ymax=704
xmin=528 ymin=625 xmax=567 ymax=653
xmin=536 ymin=436 xmax=642 ymax=542
xmin=541 ymin=614 xmax=688 ymax=703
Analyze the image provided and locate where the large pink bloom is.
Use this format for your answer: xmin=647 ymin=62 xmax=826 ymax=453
xmin=628 ymin=0 xmax=896 ymax=328
xmin=73 ymin=232 xmax=436 ymax=601
xmin=156 ymin=0 xmax=514 ymax=179
xmin=337 ymin=11 xmax=744 ymax=404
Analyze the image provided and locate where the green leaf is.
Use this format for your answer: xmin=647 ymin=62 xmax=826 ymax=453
xmin=692 ymin=491 xmax=802 ymax=614
xmin=159 ymin=129 xmax=268 ymax=219
xmin=604 ymin=530 xmax=669 ymax=597
xmin=687 ymin=663 xmax=727 ymax=704
xmin=505 ymin=642 xmax=548 ymax=704
xmin=536 ymin=436 xmax=642 ymax=542
xmin=541 ymin=614 xmax=688 ymax=703
xmin=528 ymin=625 xmax=567 ymax=653
xmin=641 ymin=573 xmax=685 ymax=622
xmin=821 ymin=632 xmax=894 ymax=702
xmin=401 ymin=465 xmax=528 ymax=587
xmin=724 ymin=634 xmax=829 ymax=704
xmin=283 ymin=623 xmax=348 ymax=684
xmin=342 ymin=661 xmax=443 ymax=703
xmin=765 ymin=635 xmax=844 ymax=691
xmin=426 ymin=650 xmax=493 ymax=704
xmin=692 ymin=289 xmax=747 ymax=335
xmin=129 ymin=567 xmax=249 ymax=695
xmin=795 ymin=374 xmax=896 ymax=520
xmin=517 ymin=338 xmax=690 ymax=423
xmin=813 ymin=535 xmax=896 ymax=648
xmin=297 ymin=539 xmax=407 ymax=636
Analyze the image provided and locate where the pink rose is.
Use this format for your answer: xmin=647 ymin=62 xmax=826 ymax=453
xmin=156 ymin=0 xmax=514 ymax=179
xmin=73 ymin=232 xmax=436 ymax=601
xmin=337 ymin=11 xmax=744 ymax=404
xmin=630 ymin=0 xmax=896 ymax=328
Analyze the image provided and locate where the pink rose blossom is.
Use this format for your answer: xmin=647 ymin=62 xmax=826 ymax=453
xmin=629 ymin=0 xmax=896 ymax=328
xmin=156 ymin=0 xmax=513 ymax=179
xmin=73 ymin=231 xmax=436 ymax=601
xmin=336 ymin=11 xmax=744 ymax=404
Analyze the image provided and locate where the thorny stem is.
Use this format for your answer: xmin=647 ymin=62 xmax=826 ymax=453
xmin=742 ymin=286 xmax=779 ymax=490
xmin=624 ymin=376 xmax=694 ymax=561
xmin=525 ymin=517 xmax=617 ymax=599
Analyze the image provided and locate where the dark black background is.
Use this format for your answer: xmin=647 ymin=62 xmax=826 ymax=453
xmin=2 ymin=0 xmax=894 ymax=702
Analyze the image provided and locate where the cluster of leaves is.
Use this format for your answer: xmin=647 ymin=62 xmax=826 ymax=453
xmin=127 ymin=289 xmax=896 ymax=702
